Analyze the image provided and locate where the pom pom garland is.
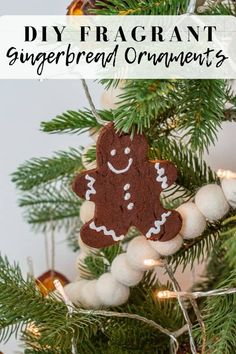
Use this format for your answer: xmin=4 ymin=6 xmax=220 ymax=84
xmin=177 ymin=202 xmax=206 ymax=239
xmin=79 ymin=280 xmax=102 ymax=309
xmin=221 ymin=178 xmax=236 ymax=208
xmin=126 ymin=236 xmax=160 ymax=271
xmin=64 ymin=280 xmax=89 ymax=305
xmin=111 ymin=253 xmax=144 ymax=287
xmin=96 ymin=273 xmax=130 ymax=307
xmin=148 ymin=234 xmax=183 ymax=256
xmin=195 ymin=184 xmax=230 ymax=221
xmin=65 ymin=173 xmax=235 ymax=308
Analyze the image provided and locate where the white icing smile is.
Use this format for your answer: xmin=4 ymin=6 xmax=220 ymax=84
xmin=107 ymin=158 xmax=133 ymax=175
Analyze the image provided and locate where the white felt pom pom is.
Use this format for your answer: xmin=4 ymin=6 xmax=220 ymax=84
xmin=64 ymin=280 xmax=89 ymax=305
xmin=195 ymin=184 xmax=229 ymax=221
xmin=149 ymin=235 xmax=183 ymax=256
xmin=221 ymin=178 xmax=236 ymax=208
xmin=79 ymin=280 xmax=102 ymax=309
xmin=82 ymin=145 xmax=96 ymax=170
xmin=101 ymin=86 xmax=122 ymax=110
xmin=80 ymin=201 xmax=95 ymax=224
xmin=177 ymin=202 xmax=206 ymax=239
xmin=126 ymin=236 xmax=160 ymax=271
xmin=111 ymin=253 xmax=144 ymax=287
xmin=96 ymin=273 xmax=130 ymax=307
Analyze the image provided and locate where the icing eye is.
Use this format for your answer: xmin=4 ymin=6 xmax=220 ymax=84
xmin=124 ymin=147 xmax=131 ymax=155
xmin=110 ymin=149 xmax=116 ymax=156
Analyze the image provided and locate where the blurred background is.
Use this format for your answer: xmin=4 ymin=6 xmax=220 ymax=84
xmin=1 ymin=1 xmax=236 ymax=352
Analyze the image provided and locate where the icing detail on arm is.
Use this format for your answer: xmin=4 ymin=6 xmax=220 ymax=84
xmin=155 ymin=162 xmax=168 ymax=189
xmin=107 ymin=158 xmax=133 ymax=174
xmin=89 ymin=221 xmax=125 ymax=241
xmin=146 ymin=211 xmax=171 ymax=238
xmin=85 ymin=174 xmax=96 ymax=200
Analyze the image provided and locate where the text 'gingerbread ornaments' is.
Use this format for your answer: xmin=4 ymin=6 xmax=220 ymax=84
xmin=73 ymin=123 xmax=182 ymax=248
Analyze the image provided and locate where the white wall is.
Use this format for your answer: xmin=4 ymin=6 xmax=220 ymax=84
xmin=1 ymin=1 xmax=236 ymax=353
xmin=0 ymin=5 xmax=101 ymax=353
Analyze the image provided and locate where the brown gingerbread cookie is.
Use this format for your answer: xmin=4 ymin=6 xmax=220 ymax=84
xmin=73 ymin=123 xmax=182 ymax=248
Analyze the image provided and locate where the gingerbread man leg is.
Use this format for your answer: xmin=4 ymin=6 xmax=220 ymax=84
xmin=135 ymin=208 xmax=182 ymax=242
xmin=80 ymin=217 xmax=129 ymax=248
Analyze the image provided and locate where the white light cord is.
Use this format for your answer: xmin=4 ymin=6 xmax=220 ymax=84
xmin=54 ymin=280 xmax=78 ymax=354
xmin=187 ymin=0 xmax=197 ymax=13
xmin=157 ymin=287 xmax=236 ymax=299
xmin=81 ymin=79 xmax=106 ymax=126
xmin=164 ymin=263 xmax=198 ymax=354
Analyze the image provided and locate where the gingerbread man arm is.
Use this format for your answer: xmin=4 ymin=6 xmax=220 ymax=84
xmin=72 ymin=169 xmax=99 ymax=202
xmin=150 ymin=160 xmax=178 ymax=190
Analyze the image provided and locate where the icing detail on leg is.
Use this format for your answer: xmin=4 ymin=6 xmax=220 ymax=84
xmin=85 ymin=174 xmax=96 ymax=200
xmin=155 ymin=162 xmax=168 ymax=189
xmin=89 ymin=221 xmax=125 ymax=241
xmin=146 ymin=211 xmax=172 ymax=238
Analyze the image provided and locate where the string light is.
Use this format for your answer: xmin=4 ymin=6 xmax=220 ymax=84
xmin=157 ymin=291 xmax=171 ymax=299
xmin=217 ymin=169 xmax=236 ymax=179
xmin=157 ymin=287 xmax=236 ymax=300
xmin=54 ymin=280 xmax=78 ymax=354
xmin=143 ymin=258 xmax=165 ymax=267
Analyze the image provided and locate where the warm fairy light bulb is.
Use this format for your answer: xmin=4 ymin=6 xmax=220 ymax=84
xmin=144 ymin=259 xmax=156 ymax=267
xmin=143 ymin=258 xmax=163 ymax=267
xmin=157 ymin=290 xmax=172 ymax=299
xmin=217 ymin=169 xmax=236 ymax=179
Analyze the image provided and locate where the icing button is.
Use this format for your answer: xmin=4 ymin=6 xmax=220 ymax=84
xmin=124 ymin=193 xmax=131 ymax=201
xmin=127 ymin=203 xmax=134 ymax=210
xmin=124 ymin=184 xmax=130 ymax=191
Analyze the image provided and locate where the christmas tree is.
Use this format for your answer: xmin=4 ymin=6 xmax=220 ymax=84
xmin=1 ymin=1 xmax=236 ymax=353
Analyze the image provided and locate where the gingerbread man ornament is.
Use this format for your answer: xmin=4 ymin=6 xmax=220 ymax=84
xmin=73 ymin=123 xmax=182 ymax=248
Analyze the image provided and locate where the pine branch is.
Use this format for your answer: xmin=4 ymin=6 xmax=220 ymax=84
xmin=0 ymin=256 xmax=102 ymax=353
xmin=0 ymin=256 xmax=66 ymax=341
xmin=41 ymin=109 xmax=113 ymax=135
xmin=175 ymin=80 xmax=227 ymax=152
xmin=78 ymin=244 xmax=122 ymax=279
xmin=0 ymin=256 xmax=186 ymax=354
xmin=109 ymin=79 xmax=227 ymax=153
xmin=202 ymin=271 xmax=236 ymax=354
xmin=12 ymin=148 xmax=83 ymax=191
xmin=199 ymin=2 xmax=236 ymax=16
xmin=218 ymin=218 xmax=236 ymax=270
xmin=19 ymin=184 xmax=81 ymax=231
xmin=114 ymin=80 xmax=178 ymax=135
xmin=94 ymin=0 xmax=189 ymax=15
xmin=170 ymin=224 xmax=221 ymax=271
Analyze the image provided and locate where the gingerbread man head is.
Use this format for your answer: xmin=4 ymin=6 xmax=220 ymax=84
xmin=96 ymin=123 xmax=148 ymax=174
